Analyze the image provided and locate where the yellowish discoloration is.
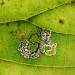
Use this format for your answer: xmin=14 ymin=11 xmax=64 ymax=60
xmin=45 ymin=41 xmax=57 ymax=56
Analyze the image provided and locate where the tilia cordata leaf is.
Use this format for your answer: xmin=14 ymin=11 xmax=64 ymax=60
xmin=0 ymin=21 xmax=75 ymax=67
xmin=28 ymin=2 xmax=75 ymax=35
xmin=0 ymin=0 xmax=73 ymax=23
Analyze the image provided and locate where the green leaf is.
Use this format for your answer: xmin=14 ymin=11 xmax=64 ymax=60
xmin=0 ymin=0 xmax=72 ymax=23
xmin=28 ymin=2 xmax=75 ymax=35
xmin=0 ymin=59 xmax=75 ymax=75
xmin=0 ymin=21 xmax=75 ymax=67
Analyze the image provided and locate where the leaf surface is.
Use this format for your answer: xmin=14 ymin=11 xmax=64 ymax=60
xmin=0 ymin=21 xmax=75 ymax=67
xmin=0 ymin=59 xmax=75 ymax=75
xmin=0 ymin=0 xmax=72 ymax=23
xmin=28 ymin=2 xmax=75 ymax=35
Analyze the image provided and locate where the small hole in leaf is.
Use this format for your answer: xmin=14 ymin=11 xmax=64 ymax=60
xmin=10 ymin=31 xmax=13 ymax=34
xmin=0 ymin=0 xmax=4 ymax=6
xmin=71 ymin=0 xmax=75 ymax=4
xmin=59 ymin=19 xmax=64 ymax=24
